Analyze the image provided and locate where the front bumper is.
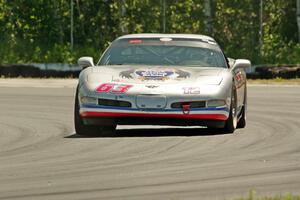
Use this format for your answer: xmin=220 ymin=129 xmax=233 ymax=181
xmin=80 ymin=104 xmax=229 ymax=126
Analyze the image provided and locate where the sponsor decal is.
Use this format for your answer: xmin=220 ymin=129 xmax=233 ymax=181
xmin=182 ymin=87 xmax=200 ymax=94
xmin=136 ymin=70 xmax=173 ymax=78
xmin=119 ymin=68 xmax=190 ymax=81
xmin=96 ymin=83 xmax=132 ymax=93
xmin=135 ymin=70 xmax=173 ymax=81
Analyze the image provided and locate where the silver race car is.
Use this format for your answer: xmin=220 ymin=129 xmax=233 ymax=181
xmin=74 ymin=34 xmax=250 ymax=136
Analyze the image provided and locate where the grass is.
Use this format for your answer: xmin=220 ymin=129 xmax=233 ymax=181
xmin=233 ymin=191 xmax=300 ymax=200
xmin=248 ymin=78 xmax=300 ymax=85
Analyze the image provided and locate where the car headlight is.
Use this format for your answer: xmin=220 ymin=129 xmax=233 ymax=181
xmin=207 ymin=99 xmax=226 ymax=107
xmin=80 ymin=96 xmax=97 ymax=104
xmin=196 ymin=76 xmax=223 ymax=85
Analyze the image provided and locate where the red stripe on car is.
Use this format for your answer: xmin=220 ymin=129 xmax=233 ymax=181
xmin=80 ymin=112 xmax=228 ymax=121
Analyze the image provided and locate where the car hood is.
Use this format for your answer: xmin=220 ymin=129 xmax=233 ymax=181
xmin=85 ymin=65 xmax=226 ymax=85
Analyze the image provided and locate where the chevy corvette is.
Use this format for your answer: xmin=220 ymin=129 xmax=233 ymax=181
xmin=74 ymin=34 xmax=250 ymax=136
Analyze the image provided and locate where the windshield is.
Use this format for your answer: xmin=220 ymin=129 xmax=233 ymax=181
xmin=98 ymin=38 xmax=227 ymax=68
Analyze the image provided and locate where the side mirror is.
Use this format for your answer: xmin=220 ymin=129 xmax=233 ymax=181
xmin=232 ymin=59 xmax=251 ymax=70
xmin=78 ymin=57 xmax=94 ymax=69
xmin=227 ymin=57 xmax=235 ymax=68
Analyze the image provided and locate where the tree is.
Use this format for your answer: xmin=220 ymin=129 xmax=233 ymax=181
xmin=0 ymin=0 xmax=299 ymax=64
xmin=204 ymin=0 xmax=212 ymax=34
xmin=297 ymin=0 xmax=300 ymax=42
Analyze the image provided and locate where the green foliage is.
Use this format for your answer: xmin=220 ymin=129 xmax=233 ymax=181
xmin=213 ymin=0 xmax=261 ymax=63
xmin=0 ymin=0 xmax=299 ymax=65
xmin=234 ymin=192 xmax=300 ymax=200
xmin=167 ymin=0 xmax=204 ymax=33
xmin=261 ymin=0 xmax=299 ymax=64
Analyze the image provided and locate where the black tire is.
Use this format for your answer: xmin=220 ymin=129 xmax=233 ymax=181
xmin=237 ymin=86 xmax=247 ymax=128
xmin=74 ymin=86 xmax=116 ymax=136
xmin=223 ymin=88 xmax=238 ymax=133
xmin=237 ymin=105 xmax=246 ymax=128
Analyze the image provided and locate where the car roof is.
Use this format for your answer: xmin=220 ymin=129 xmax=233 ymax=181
xmin=116 ymin=33 xmax=216 ymax=43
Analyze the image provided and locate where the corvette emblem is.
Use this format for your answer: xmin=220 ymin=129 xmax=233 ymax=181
xmin=145 ymin=85 xmax=159 ymax=89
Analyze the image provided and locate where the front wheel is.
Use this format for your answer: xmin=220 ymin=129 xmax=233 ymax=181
xmin=74 ymin=86 xmax=116 ymax=136
xmin=223 ymin=88 xmax=238 ymax=133
xmin=237 ymin=105 xmax=246 ymax=128
xmin=237 ymin=86 xmax=247 ymax=129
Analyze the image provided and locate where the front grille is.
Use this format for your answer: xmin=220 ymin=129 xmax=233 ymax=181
xmin=98 ymin=98 xmax=131 ymax=107
xmin=171 ymin=101 xmax=206 ymax=109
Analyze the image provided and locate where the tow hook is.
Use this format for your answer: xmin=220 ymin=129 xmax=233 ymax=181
xmin=182 ymin=104 xmax=190 ymax=114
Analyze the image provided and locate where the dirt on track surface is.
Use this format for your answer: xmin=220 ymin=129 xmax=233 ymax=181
xmin=0 ymin=80 xmax=300 ymax=200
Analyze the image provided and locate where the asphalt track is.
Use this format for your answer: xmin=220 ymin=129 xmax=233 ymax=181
xmin=0 ymin=80 xmax=300 ymax=200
